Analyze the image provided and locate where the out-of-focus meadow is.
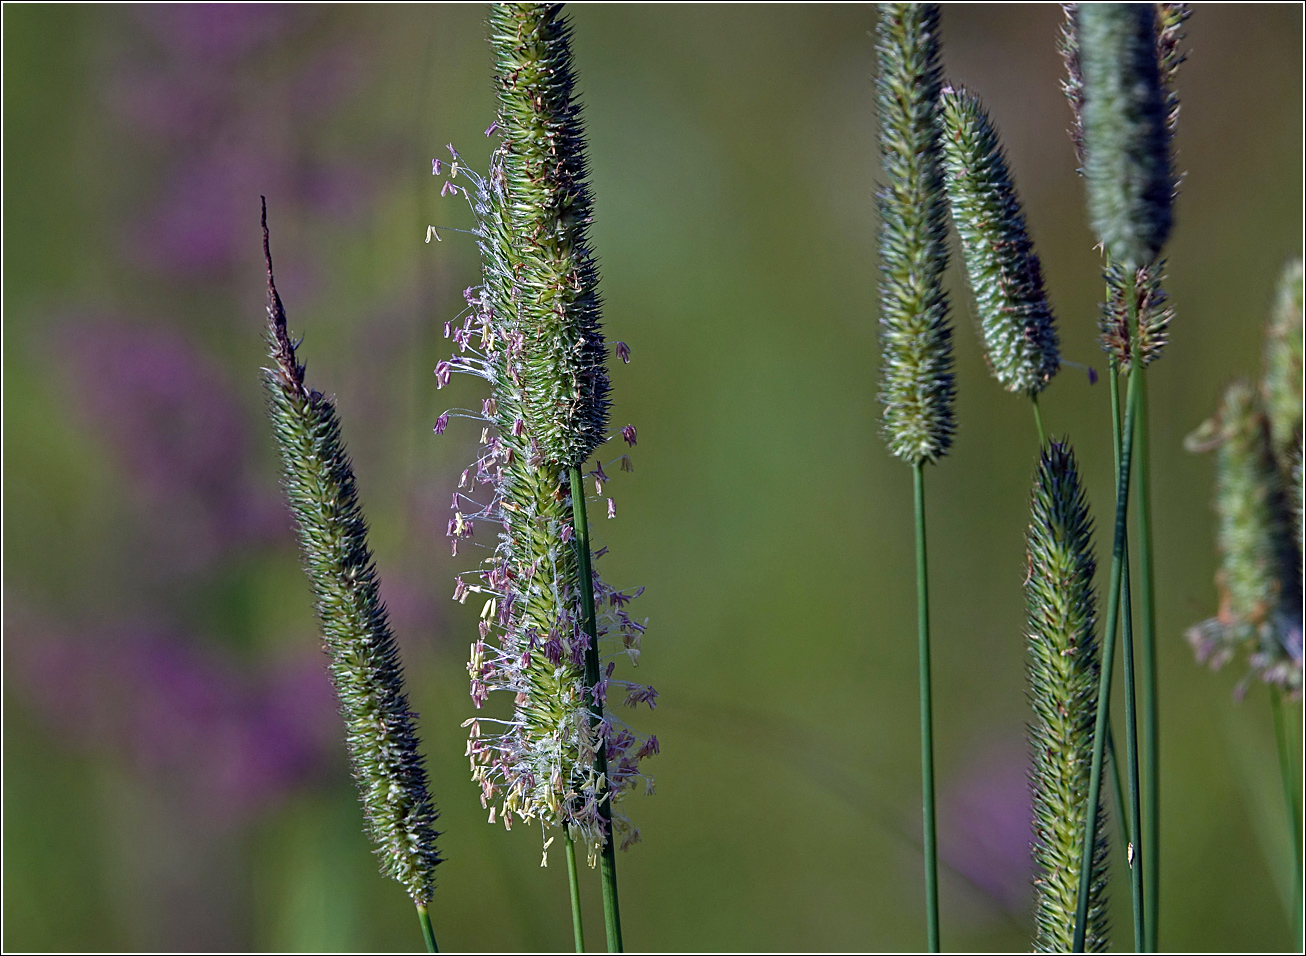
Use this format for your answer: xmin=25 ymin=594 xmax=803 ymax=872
xmin=3 ymin=4 xmax=1301 ymax=951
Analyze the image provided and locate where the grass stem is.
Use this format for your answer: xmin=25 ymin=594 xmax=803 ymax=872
xmin=1032 ymin=393 xmax=1048 ymax=447
xmin=1135 ymin=367 xmax=1160 ymax=953
xmin=913 ymin=461 xmax=941 ymax=953
xmin=1119 ymin=544 xmax=1145 ymax=952
xmin=1073 ymin=356 xmax=1140 ymax=951
xmin=565 ymin=832 xmax=586 ymax=952
xmin=416 ymin=904 xmax=438 ymax=953
xmin=1270 ymin=688 xmax=1304 ymax=951
xmin=569 ymin=465 xmax=624 ymax=953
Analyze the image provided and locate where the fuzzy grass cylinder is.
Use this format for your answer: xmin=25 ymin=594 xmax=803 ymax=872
xmin=1079 ymin=2 xmax=1174 ymax=268
xmin=1263 ymin=259 xmax=1304 ymax=476
xmin=433 ymin=2 xmax=655 ymax=867
xmin=1185 ymin=381 xmax=1302 ymax=697
xmin=876 ymin=1 xmax=955 ymax=464
xmin=1025 ymin=441 xmax=1111 ymax=952
xmin=938 ymin=87 xmax=1060 ymax=396
xmin=261 ymin=205 xmax=441 ymax=906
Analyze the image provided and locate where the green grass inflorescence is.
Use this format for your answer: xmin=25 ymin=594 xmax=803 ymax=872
xmin=938 ymin=86 xmax=1060 ymax=396
xmin=1026 ymin=442 xmax=1111 ymax=953
xmin=876 ymin=1 xmax=954 ymax=465
xmin=261 ymin=204 xmax=442 ymax=912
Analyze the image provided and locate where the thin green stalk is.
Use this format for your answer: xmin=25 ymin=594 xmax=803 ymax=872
xmin=565 ymin=832 xmax=586 ymax=953
xmin=1073 ymin=357 xmax=1140 ymax=952
xmin=569 ymin=465 xmax=624 ymax=954
xmin=913 ymin=461 xmax=941 ymax=953
xmin=1135 ymin=367 xmax=1160 ymax=953
xmin=1106 ymin=727 xmax=1131 ymax=867
xmin=1033 ymin=394 xmax=1048 ymax=447
xmin=416 ymin=904 xmax=438 ymax=953
xmin=1270 ymin=688 xmax=1304 ymax=951
xmin=1119 ymin=544 xmax=1145 ymax=952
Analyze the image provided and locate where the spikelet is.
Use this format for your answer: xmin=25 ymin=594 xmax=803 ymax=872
xmin=938 ymin=87 xmax=1060 ymax=396
xmin=1058 ymin=3 xmax=1086 ymax=169
xmin=1155 ymin=3 xmax=1192 ymax=137
xmin=876 ymin=2 xmax=955 ymax=464
xmin=1098 ymin=257 xmax=1174 ymax=367
xmin=1262 ymin=259 xmax=1304 ymax=477
xmin=1185 ymin=381 xmax=1302 ymax=698
xmin=261 ymin=203 xmax=441 ymax=904
xmin=1079 ymin=3 xmax=1174 ymax=269
xmin=1025 ymin=441 xmax=1111 ymax=952
xmin=433 ymin=2 xmax=655 ymax=864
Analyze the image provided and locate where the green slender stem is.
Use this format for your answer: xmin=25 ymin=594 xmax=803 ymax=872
xmin=1271 ymin=688 xmax=1304 ymax=951
xmin=1120 ymin=544 xmax=1145 ymax=952
xmin=564 ymin=832 xmax=586 ymax=953
xmin=913 ymin=462 xmax=940 ymax=953
xmin=1135 ymin=367 xmax=1160 ymax=953
xmin=416 ymin=903 xmax=438 ymax=953
xmin=1032 ymin=393 xmax=1048 ymax=447
xmin=1106 ymin=727 xmax=1131 ymax=866
xmin=1073 ymin=360 xmax=1140 ymax=952
xmin=568 ymin=465 xmax=624 ymax=954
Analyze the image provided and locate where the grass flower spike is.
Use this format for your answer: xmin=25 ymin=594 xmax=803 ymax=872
xmin=1186 ymin=381 xmax=1303 ymax=698
xmin=260 ymin=202 xmax=441 ymax=949
xmin=433 ymin=4 xmax=652 ymax=950
xmin=938 ymin=87 xmax=1060 ymax=396
xmin=1263 ymin=258 xmax=1304 ymax=477
xmin=1079 ymin=2 xmax=1173 ymax=268
xmin=1099 ymin=257 xmax=1174 ymax=368
xmin=876 ymin=1 xmax=954 ymax=464
xmin=1026 ymin=442 xmax=1110 ymax=952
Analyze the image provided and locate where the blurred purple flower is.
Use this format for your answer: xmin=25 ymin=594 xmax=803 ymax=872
xmin=59 ymin=317 xmax=288 ymax=571
xmin=11 ymin=617 xmax=339 ymax=826
xmin=939 ymin=735 xmax=1034 ymax=914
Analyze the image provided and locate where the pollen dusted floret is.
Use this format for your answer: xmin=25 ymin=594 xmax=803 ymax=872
xmin=938 ymin=87 xmax=1060 ymax=396
xmin=1186 ymin=381 xmax=1303 ymax=698
xmin=261 ymin=205 xmax=441 ymax=905
xmin=1025 ymin=441 xmax=1110 ymax=952
xmin=1078 ymin=2 xmax=1174 ymax=269
xmin=876 ymin=1 xmax=955 ymax=464
xmin=430 ymin=4 xmax=655 ymax=864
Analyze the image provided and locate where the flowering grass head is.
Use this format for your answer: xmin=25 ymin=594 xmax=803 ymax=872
xmin=431 ymin=3 xmax=655 ymax=866
xmin=1025 ymin=441 xmax=1110 ymax=952
xmin=1186 ymin=380 xmax=1302 ymax=698
xmin=938 ymin=86 xmax=1060 ymax=396
xmin=1262 ymin=258 xmax=1304 ymax=476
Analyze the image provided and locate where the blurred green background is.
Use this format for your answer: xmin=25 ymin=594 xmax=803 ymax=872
xmin=3 ymin=3 xmax=1302 ymax=951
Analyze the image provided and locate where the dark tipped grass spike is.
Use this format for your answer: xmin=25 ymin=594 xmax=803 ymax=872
xmin=1079 ymin=2 xmax=1174 ymax=268
xmin=938 ymin=87 xmax=1060 ymax=396
xmin=1026 ymin=441 xmax=1111 ymax=953
xmin=876 ymin=2 xmax=955 ymax=465
xmin=1099 ymin=258 xmax=1173 ymax=368
xmin=487 ymin=1 xmax=610 ymax=469
xmin=261 ymin=200 xmax=441 ymax=908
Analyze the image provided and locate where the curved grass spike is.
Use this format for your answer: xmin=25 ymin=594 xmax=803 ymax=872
xmin=877 ymin=1 xmax=954 ymax=465
xmin=261 ymin=200 xmax=441 ymax=951
xmin=1079 ymin=3 xmax=1173 ymax=269
xmin=875 ymin=5 xmax=950 ymax=950
xmin=938 ymin=87 xmax=1060 ymax=396
xmin=1026 ymin=442 xmax=1111 ymax=952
